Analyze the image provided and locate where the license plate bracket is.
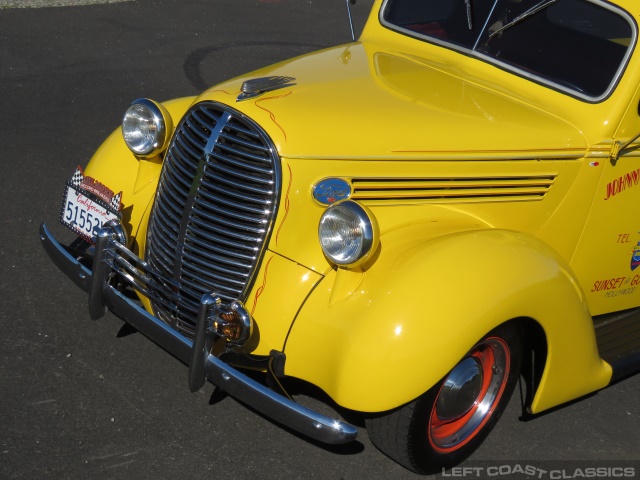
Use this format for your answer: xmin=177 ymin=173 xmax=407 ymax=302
xmin=59 ymin=173 xmax=121 ymax=243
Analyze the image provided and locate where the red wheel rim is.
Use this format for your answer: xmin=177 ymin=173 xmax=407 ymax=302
xmin=428 ymin=337 xmax=511 ymax=453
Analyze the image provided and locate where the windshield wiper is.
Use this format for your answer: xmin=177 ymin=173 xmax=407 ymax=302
xmin=488 ymin=0 xmax=559 ymax=39
xmin=465 ymin=0 xmax=473 ymax=30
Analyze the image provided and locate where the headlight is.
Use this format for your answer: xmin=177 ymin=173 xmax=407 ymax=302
xmin=319 ymin=200 xmax=379 ymax=267
xmin=122 ymin=98 xmax=173 ymax=157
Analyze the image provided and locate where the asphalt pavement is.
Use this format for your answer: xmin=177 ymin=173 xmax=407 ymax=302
xmin=0 ymin=1 xmax=638 ymax=479
xmin=0 ymin=0 xmax=129 ymax=7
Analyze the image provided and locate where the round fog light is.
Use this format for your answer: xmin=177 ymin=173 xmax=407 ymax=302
xmin=212 ymin=300 xmax=253 ymax=345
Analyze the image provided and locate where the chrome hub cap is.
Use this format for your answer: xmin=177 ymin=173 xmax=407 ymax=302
xmin=429 ymin=337 xmax=510 ymax=452
xmin=435 ymin=356 xmax=483 ymax=421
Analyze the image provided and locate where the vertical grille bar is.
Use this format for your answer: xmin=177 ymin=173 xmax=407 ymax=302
xmin=145 ymin=101 xmax=280 ymax=337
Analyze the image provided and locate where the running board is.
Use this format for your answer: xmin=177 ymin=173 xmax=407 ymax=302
xmin=593 ymin=307 xmax=640 ymax=382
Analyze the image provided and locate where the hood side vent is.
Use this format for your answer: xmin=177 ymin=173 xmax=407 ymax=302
xmin=350 ymin=175 xmax=557 ymax=204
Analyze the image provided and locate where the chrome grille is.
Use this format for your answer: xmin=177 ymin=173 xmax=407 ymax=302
xmin=146 ymin=101 xmax=280 ymax=338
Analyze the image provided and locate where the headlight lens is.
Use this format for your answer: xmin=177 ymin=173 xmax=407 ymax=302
xmin=122 ymin=98 xmax=172 ymax=157
xmin=319 ymin=200 xmax=379 ymax=267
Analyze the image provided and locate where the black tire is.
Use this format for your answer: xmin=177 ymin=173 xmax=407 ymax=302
xmin=366 ymin=323 xmax=522 ymax=474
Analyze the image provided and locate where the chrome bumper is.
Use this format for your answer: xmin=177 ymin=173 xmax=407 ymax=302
xmin=39 ymin=222 xmax=358 ymax=445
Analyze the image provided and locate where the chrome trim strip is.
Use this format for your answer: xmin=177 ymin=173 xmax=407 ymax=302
xmin=282 ymin=153 xmax=586 ymax=161
xmin=39 ymin=222 xmax=358 ymax=445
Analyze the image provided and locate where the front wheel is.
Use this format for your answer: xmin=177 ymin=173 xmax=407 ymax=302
xmin=366 ymin=323 xmax=522 ymax=474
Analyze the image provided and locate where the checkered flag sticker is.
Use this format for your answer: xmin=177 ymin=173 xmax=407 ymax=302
xmin=71 ymin=166 xmax=84 ymax=187
xmin=110 ymin=192 xmax=122 ymax=211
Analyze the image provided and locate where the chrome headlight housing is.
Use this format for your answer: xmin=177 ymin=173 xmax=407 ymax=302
xmin=319 ymin=200 xmax=379 ymax=267
xmin=122 ymin=98 xmax=173 ymax=157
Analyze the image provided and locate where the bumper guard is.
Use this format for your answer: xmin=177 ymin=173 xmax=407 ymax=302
xmin=39 ymin=222 xmax=358 ymax=445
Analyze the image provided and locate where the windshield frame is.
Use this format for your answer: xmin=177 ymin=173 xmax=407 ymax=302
xmin=378 ymin=0 xmax=637 ymax=103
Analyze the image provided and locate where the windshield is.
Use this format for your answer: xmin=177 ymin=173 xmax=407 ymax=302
xmin=381 ymin=0 xmax=635 ymax=100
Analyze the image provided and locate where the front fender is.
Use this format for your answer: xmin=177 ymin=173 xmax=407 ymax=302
xmin=283 ymin=227 xmax=612 ymax=413
xmin=82 ymin=96 xmax=196 ymax=249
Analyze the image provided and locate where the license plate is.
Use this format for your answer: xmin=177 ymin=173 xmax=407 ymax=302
xmin=60 ymin=183 xmax=120 ymax=242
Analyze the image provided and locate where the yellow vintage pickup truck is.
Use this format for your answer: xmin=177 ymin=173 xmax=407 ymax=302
xmin=40 ymin=0 xmax=640 ymax=473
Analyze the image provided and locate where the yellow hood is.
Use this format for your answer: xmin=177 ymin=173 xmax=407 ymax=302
xmin=200 ymin=42 xmax=586 ymax=159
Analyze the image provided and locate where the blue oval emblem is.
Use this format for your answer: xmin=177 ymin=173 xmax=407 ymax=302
xmin=313 ymin=178 xmax=352 ymax=205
